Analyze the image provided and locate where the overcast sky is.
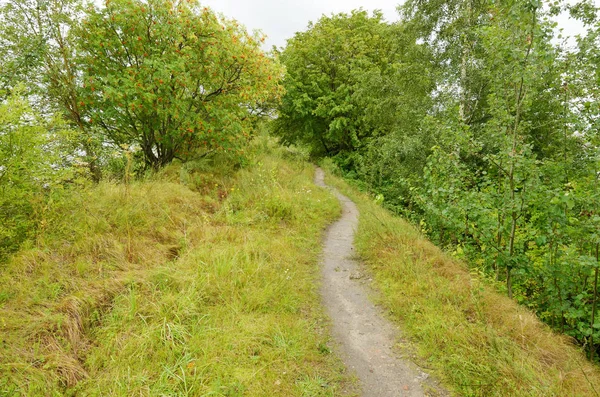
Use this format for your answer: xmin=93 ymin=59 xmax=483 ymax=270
xmin=201 ymin=0 xmax=400 ymax=49
xmin=201 ymin=0 xmax=594 ymax=50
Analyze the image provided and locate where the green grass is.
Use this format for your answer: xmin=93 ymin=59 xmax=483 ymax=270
xmin=322 ymin=164 xmax=600 ymax=397
xmin=0 ymin=141 xmax=353 ymax=396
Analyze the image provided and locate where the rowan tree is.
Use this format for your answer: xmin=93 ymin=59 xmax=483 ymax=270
xmin=75 ymin=0 xmax=283 ymax=168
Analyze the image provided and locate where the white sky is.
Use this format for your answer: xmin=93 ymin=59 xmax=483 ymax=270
xmin=201 ymin=0 xmax=596 ymax=50
xmin=201 ymin=0 xmax=400 ymax=49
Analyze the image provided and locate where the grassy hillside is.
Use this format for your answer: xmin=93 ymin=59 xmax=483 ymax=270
xmin=0 ymin=141 xmax=354 ymax=396
xmin=323 ymin=164 xmax=600 ymax=397
xmin=7 ymin=134 xmax=600 ymax=397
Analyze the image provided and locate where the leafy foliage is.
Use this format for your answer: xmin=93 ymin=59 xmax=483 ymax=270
xmin=0 ymin=0 xmax=282 ymax=256
xmin=274 ymin=10 xmax=433 ymax=168
xmin=76 ymin=0 xmax=283 ymax=168
xmin=0 ymin=0 xmax=104 ymax=180
xmin=0 ymin=89 xmax=80 ymax=258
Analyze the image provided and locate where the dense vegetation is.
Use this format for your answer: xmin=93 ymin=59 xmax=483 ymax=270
xmin=275 ymin=1 xmax=600 ymax=359
xmin=325 ymin=165 xmax=600 ymax=396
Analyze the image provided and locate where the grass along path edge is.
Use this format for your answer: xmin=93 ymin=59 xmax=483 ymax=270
xmin=323 ymin=165 xmax=600 ymax=397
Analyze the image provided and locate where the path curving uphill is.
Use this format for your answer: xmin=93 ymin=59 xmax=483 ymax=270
xmin=315 ymin=168 xmax=439 ymax=397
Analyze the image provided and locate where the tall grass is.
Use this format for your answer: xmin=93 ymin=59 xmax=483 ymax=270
xmin=323 ymin=165 xmax=600 ymax=397
xmin=0 ymin=141 xmax=352 ymax=396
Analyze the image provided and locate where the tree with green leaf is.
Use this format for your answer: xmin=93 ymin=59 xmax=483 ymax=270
xmin=275 ymin=10 xmax=426 ymax=162
xmin=0 ymin=0 xmax=104 ymax=180
xmin=74 ymin=0 xmax=283 ymax=169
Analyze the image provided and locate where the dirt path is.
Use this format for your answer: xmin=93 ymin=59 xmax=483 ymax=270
xmin=315 ymin=168 xmax=441 ymax=397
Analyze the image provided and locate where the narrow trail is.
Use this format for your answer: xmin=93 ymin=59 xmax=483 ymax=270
xmin=315 ymin=168 xmax=440 ymax=397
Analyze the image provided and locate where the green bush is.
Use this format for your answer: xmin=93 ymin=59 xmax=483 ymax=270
xmin=0 ymin=90 xmax=80 ymax=259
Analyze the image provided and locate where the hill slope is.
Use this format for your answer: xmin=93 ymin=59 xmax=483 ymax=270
xmin=0 ymin=143 xmax=352 ymax=396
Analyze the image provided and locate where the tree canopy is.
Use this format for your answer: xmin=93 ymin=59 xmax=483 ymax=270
xmin=1 ymin=0 xmax=283 ymax=170
xmin=274 ymin=10 xmax=433 ymax=167
xmin=76 ymin=0 xmax=283 ymax=168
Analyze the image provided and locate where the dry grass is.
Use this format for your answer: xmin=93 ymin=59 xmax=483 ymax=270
xmin=0 ymin=141 xmax=352 ymax=396
xmin=324 ymin=168 xmax=600 ymax=397
xmin=0 ymin=179 xmax=217 ymax=393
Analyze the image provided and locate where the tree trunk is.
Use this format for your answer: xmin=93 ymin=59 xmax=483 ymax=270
xmin=590 ymin=243 xmax=599 ymax=361
xmin=459 ymin=0 xmax=471 ymax=123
